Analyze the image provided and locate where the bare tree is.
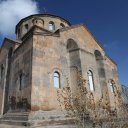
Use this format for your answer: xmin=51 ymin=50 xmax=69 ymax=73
xmin=57 ymin=68 xmax=128 ymax=128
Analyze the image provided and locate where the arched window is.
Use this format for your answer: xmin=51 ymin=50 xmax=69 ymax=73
xmin=60 ymin=23 xmax=65 ymax=28
xmin=54 ymin=71 xmax=60 ymax=88
xmin=49 ymin=21 xmax=55 ymax=30
xmin=25 ymin=24 xmax=28 ymax=32
xmin=109 ymin=80 xmax=115 ymax=93
xmin=87 ymin=70 xmax=94 ymax=91
xmin=23 ymin=24 xmax=29 ymax=34
xmin=18 ymin=28 xmax=20 ymax=38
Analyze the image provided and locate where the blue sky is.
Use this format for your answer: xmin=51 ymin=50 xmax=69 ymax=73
xmin=0 ymin=0 xmax=128 ymax=86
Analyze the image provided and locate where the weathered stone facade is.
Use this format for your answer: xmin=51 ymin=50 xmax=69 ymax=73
xmin=0 ymin=14 xmax=124 ymax=127
xmin=121 ymin=85 xmax=128 ymax=105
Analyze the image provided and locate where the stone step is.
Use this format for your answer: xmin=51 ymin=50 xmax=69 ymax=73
xmin=0 ymin=112 xmax=29 ymax=126
xmin=1 ymin=116 xmax=28 ymax=121
xmin=3 ymin=112 xmax=29 ymax=116
xmin=0 ymin=120 xmax=28 ymax=126
xmin=1 ymin=112 xmax=28 ymax=121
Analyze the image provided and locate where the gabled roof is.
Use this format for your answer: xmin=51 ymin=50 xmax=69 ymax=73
xmin=0 ymin=37 xmax=21 ymax=55
xmin=60 ymin=24 xmax=106 ymax=51
xmin=0 ymin=38 xmax=21 ymax=50
xmin=60 ymin=24 xmax=117 ymax=65
xmin=4 ymin=38 xmax=21 ymax=44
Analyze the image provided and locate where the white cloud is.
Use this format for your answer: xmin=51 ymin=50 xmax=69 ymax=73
xmin=0 ymin=0 xmax=39 ymax=37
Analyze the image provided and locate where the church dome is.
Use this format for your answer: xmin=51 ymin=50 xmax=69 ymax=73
xmin=15 ymin=14 xmax=71 ymax=39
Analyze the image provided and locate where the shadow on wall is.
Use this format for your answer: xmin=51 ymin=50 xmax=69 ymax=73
xmin=8 ymin=96 xmax=30 ymax=112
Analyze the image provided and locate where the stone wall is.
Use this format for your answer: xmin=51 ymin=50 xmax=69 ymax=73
xmin=121 ymin=85 xmax=128 ymax=104
xmin=0 ymin=50 xmax=8 ymax=115
xmin=0 ymin=41 xmax=15 ymax=115
xmin=31 ymin=34 xmax=70 ymax=111
xmin=8 ymin=37 xmax=33 ymax=112
xmin=60 ymin=25 xmax=121 ymax=106
xmin=30 ymin=24 xmax=121 ymax=112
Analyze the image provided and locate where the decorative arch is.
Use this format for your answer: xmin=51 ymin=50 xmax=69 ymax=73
xmin=94 ymin=50 xmax=103 ymax=60
xmin=94 ymin=49 xmax=110 ymax=105
xmin=67 ymin=39 xmax=82 ymax=92
xmin=67 ymin=39 xmax=78 ymax=51
xmin=94 ymin=50 xmax=105 ymax=78
xmin=67 ymin=38 xmax=81 ymax=69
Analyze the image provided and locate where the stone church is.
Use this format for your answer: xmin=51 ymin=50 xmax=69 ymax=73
xmin=0 ymin=14 xmax=123 ymax=127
